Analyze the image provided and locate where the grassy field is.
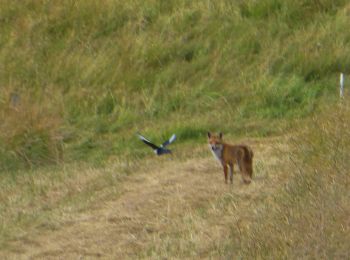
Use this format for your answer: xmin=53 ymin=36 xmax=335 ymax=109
xmin=0 ymin=0 xmax=349 ymax=258
xmin=1 ymin=0 xmax=349 ymax=170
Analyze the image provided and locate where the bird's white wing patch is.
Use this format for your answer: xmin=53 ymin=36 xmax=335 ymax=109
xmin=168 ymin=134 xmax=176 ymax=144
xmin=137 ymin=134 xmax=152 ymax=143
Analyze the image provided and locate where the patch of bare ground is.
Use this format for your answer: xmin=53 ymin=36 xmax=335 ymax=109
xmin=1 ymin=138 xmax=288 ymax=259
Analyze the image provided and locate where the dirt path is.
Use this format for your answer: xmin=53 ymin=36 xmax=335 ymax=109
xmin=2 ymin=139 xmax=286 ymax=259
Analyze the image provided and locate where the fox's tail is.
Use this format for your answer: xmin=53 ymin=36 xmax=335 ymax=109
xmin=248 ymin=147 xmax=254 ymax=159
xmin=242 ymin=146 xmax=253 ymax=162
xmin=241 ymin=146 xmax=253 ymax=181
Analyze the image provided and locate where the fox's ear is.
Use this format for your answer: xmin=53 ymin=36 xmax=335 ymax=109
xmin=219 ymin=132 xmax=223 ymax=139
xmin=207 ymin=132 xmax=211 ymax=138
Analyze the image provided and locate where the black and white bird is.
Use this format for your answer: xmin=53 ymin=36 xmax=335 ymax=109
xmin=137 ymin=133 xmax=176 ymax=155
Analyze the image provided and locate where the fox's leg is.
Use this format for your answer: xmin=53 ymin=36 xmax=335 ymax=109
xmin=237 ymin=160 xmax=242 ymax=173
xmin=237 ymin=159 xmax=249 ymax=184
xmin=229 ymin=163 xmax=234 ymax=183
xmin=223 ymin=164 xmax=228 ymax=184
xmin=241 ymin=164 xmax=252 ymax=184
xmin=236 ymin=160 xmax=241 ymax=173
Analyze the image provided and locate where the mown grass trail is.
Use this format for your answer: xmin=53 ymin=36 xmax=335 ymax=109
xmin=0 ymin=137 xmax=286 ymax=258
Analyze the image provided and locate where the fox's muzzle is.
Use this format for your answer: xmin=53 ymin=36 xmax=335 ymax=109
xmin=209 ymin=141 xmax=223 ymax=151
xmin=211 ymin=145 xmax=220 ymax=151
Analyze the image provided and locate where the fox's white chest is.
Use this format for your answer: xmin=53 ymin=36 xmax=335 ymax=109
xmin=209 ymin=145 xmax=222 ymax=162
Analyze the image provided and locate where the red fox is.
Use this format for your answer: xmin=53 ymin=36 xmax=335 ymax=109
xmin=208 ymin=132 xmax=253 ymax=184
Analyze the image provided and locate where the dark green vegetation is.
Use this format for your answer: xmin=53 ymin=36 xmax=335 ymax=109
xmin=1 ymin=0 xmax=349 ymax=170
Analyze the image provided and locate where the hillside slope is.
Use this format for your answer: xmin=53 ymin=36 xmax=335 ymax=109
xmin=1 ymin=0 xmax=350 ymax=169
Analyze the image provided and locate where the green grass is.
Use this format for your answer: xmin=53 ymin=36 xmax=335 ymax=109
xmin=1 ymin=0 xmax=349 ymax=170
xmin=0 ymin=3 xmax=350 ymax=257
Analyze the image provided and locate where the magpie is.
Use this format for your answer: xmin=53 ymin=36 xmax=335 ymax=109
xmin=137 ymin=133 xmax=176 ymax=155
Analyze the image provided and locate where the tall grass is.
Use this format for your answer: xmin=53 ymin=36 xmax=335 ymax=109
xmin=0 ymin=88 xmax=63 ymax=170
xmin=1 ymin=0 xmax=350 ymax=169
xmin=227 ymin=101 xmax=350 ymax=258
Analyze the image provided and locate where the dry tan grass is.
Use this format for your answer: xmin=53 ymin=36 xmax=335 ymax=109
xmin=0 ymin=137 xmax=288 ymax=259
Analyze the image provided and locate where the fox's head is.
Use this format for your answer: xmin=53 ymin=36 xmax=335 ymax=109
xmin=207 ymin=132 xmax=223 ymax=152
